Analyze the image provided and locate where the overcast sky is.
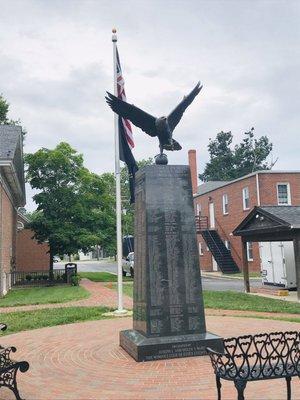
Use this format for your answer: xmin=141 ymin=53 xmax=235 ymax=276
xmin=1 ymin=0 xmax=299 ymax=210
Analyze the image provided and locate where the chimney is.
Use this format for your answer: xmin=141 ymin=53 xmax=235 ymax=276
xmin=188 ymin=149 xmax=198 ymax=195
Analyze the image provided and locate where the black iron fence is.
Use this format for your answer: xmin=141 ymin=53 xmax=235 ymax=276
xmin=11 ymin=269 xmax=67 ymax=287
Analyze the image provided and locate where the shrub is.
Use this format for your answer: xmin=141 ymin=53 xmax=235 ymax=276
xmin=71 ymin=274 xmax=80 ymax=286
xmin=25 ymin=275 xmax=32 ymax=281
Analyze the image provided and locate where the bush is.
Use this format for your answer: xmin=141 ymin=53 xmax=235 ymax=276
xmin=25 ymin=275 xmax=32 ymax=281
xmin=71 ymin=274 xmax=80 ymax=286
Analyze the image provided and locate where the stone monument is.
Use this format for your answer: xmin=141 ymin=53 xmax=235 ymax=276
xmin=120 ymin=165 xmax=223 ymax=361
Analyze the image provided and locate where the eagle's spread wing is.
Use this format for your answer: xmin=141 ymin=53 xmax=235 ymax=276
xmin=106 ymin=92 xmax=157 ymax=137
xmin=167 ymin=82 xmax=202 ymax=131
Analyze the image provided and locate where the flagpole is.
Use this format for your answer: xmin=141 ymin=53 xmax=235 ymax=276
xmin=112 ymin=28 xmax=126 ymax=314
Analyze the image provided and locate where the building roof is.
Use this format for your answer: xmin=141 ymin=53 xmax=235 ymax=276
xmin=195 ymin=170 xmax=300 ymax=198
xmin=0 ymin=125 xmax=25 ymax=206
xmin=259 ymin=206 xmax=300 ymax=228
xmin=233 ymin=205 xmax=300 ymax=240
xmin=196 ymin=181 xmax=228 ymax=196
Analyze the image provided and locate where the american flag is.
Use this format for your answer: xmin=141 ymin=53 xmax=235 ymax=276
xmin=115 ymin=46 xmax=138 ymax=204
xmin=116 ymin=47 xmax=134 ymax=149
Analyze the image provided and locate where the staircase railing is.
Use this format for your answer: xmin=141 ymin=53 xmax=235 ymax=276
xmin=195 ymin=215 xmax=208 ymax=231
xmin=204 ymin=229 xmax=224 ymax=259
xmin=214 ymin=216 xmax=242 ymax=266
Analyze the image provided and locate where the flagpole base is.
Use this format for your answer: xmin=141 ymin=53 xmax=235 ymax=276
xmin=102 ymin=309 xmax=132 ymax=318
xmin=155 ymin=153 xmax=168 ymax=165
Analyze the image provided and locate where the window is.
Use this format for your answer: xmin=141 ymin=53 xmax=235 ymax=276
xmin=277 ymin=183 xmax=291 ymax=205
xmin=199 ymin=242 xmax=203 ymax=255
xmin=225 ymin=240 xmax=231 ymax=252
xmin=222 ymin=194 xmax=229 ymax=215
xmin=247 ymin=242 xmax=253 ymax=261
xmin=242 ymin=187 xmax=250 ymax=210
xmin=196 ymin=203 xmax=201 ymax=216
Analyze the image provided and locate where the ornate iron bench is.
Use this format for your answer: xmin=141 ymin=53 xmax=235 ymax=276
xmin=207 ymin=331 xmax=300 ymax=400
xmin=0 ymin=323 xmax=29 ymax=400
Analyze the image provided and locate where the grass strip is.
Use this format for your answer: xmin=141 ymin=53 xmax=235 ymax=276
xmin=0 ymin=306 xmax=111 ymax=335
xmin=0 ymin=286 xmax=90 ymax=308
xmin=113 ymin=283 xmax=300 ymax=315
xmin=79 ymin=272 xmax=133 ymax=282
xmin=204 ymin=290 xmax=300 ymax=314
xmin=223 ymin=272 xmax=261 ymax=279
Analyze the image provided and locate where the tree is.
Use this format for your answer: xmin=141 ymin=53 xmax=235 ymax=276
xmin=0 ymin=94 xmax=27 ymax=136
xmin=25 ymin=142 xmax=115 ymax=276
xmin=0 ymin=95 xmax=9 ymax=123
xmin=98 ymin=158 xmax=153 ymax=253
xmin=121 ymin=158 xmax=153 ymax=236
xmin=199 ymin=128 xmax=273 ymax=182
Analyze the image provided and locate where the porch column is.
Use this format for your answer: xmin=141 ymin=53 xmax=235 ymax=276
xmin=293 ymin=234 xmax=300 ymax=301
xmin=241 ymin=238 xmax=250 ymax=293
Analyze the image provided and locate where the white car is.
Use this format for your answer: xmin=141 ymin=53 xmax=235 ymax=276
xmin=122 ymin=252 xmax=134 ymax=277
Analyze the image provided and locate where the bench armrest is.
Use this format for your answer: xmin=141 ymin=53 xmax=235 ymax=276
xmin=206 ymin=347 xmax=225 ymax=357
xmin=0 ymin=346 xmax=17 ymax=361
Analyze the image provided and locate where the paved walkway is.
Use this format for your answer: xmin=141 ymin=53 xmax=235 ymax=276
xmin=0 ymin=279 xmax=133 ymax=313
xmin=1 ymin=316 xmax=299 ymax=400
xmin=1 ymin=280 xmax=299 ymax=322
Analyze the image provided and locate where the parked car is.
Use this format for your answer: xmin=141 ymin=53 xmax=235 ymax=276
xmin=53 ymin=256 xmax=61 ymax=263
xmin=122 ymin=252 xmax=134 ymax=277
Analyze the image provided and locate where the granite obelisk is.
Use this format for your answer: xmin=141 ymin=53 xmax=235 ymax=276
xmin=120 ymin=165 xmax=223 ymax=361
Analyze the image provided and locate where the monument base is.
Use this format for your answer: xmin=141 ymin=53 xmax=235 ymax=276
xmin=120 ymin=329 xmax=223 ymax=362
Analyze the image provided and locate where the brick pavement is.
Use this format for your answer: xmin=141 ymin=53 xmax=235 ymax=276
xmin=0 ymin=316 xmax=299 ymax=400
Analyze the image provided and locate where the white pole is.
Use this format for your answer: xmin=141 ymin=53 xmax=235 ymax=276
xmin=112 ymin=29 xmax=126 ymax=314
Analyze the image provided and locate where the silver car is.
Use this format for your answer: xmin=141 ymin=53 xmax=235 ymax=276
xmin=122 ymin=252 xmax=134 ymax=277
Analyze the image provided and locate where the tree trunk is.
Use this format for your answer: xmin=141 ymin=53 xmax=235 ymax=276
xmin=49 ymin=247 xmax=54 ymax=281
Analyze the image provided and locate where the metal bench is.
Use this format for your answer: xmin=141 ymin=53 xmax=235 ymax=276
xmin=207 ymin=331 xmax=300 ymax=400
xmin=0 ymin=323 xmax=29 ymax=400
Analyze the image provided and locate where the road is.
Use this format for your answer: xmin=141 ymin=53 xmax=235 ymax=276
xmin=55 ymin=260 xmax=261 ymax=292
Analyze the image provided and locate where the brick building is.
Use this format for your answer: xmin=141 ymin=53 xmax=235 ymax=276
xmin=16 ymin=212 xmax=49 ymax=273
xmin=188 ymin=150 xmax=300 ymax=277
xmin=0 ymin=125 xmax=25 ymax=295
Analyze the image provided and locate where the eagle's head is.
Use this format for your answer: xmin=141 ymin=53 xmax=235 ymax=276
xmin=156 ymin=116 xmax=168 ymax=132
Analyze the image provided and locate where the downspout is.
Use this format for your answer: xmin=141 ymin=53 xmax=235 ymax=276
xmin=256 ymin=173 xmax=261 ymax=206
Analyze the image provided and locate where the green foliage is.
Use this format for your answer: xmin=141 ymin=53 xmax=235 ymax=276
xmin=0 ymin=94 xmax=27 ymax=136
xmin=199 ymin=128 xmax=273 ymax=181
xmin=0 ymin=95 xmax=9 ymax=123
xmin=0 ymin=286 xmax=89 ymax=307
xmin=25 ymin=142 xmax=116 ymax=269
xmin=71 ymin=274 xmax=80 ymax=286
xmin=121 ymin=158 xmax=153 ymax=235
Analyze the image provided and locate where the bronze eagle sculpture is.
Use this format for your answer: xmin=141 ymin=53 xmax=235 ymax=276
xmin=105 ymin=82 xmax=202 ymax=162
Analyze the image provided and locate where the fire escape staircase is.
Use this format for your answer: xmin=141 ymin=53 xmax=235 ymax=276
xmin=195 ymin=216 xmax=240 ymax=274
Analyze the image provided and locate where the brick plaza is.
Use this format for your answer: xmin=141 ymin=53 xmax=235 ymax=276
xmin=1 ymin=316 xmax=299 ymax=400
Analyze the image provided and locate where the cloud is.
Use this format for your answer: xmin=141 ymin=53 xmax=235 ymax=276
xmin=0 ymin=0 xmax=299 ymax=210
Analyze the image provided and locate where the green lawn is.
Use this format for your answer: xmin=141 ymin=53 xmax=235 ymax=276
xmin=79 ymin=272 xmax=133 ymax=282
xmin=0 ymin=306 xmax=111 ymax=335
xmin=0 ymin=286 xmax=90 ymax=308
xmin=113 ymin=283 xmax=300 ymax=315
xmin=224 ymin=272 xmax=261 ymax=278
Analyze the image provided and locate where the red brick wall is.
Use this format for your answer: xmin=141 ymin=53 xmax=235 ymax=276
xmin=16 ymin=228 xmax=50 ymax=272
xmin=195 ymin=172 xmax=300 ymax=273
xmin=258 ymin=173 xmax=300 ymax=205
